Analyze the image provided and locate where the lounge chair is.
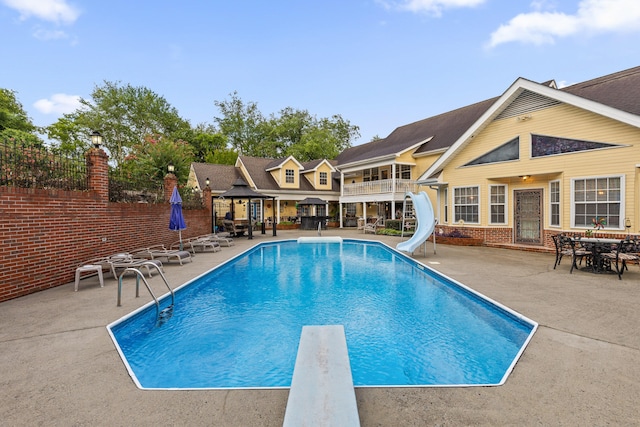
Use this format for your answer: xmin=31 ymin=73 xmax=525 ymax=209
xmin=99 ymin=253 xmax=164 ymax=279
xmin=172 ymin=237 xmax=221 ymax=254
xmin=195 ymin=233 xmax=234 ymax=247
xmin=133 ymin=245 xmax=192 ymax=265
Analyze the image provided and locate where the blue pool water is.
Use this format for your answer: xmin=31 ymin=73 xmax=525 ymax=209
xmin=108 ymin=239 xmax=536 ymax=389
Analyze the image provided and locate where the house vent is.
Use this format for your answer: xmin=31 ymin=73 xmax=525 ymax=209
xmin=495 ymin=90 xmax=561 ymax=121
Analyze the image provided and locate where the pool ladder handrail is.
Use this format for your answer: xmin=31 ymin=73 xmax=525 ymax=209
xmin=116 ymin=261 xmax=175 ymax=324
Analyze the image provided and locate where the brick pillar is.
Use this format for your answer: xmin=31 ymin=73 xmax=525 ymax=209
xmin=164 ymin=173 xmax=178 ymax=202
xmin=86 ymin=147 xmax=109 ymax=201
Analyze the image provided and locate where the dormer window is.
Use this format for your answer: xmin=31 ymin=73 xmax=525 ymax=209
xmin=319 ymin=172 xmax=327 ymax=185
xmin=285 ymin=169 xmax=294 ymax=183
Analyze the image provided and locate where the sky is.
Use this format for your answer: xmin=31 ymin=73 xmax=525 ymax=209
xmin=2 ymin=0 xmax=640 ymax=146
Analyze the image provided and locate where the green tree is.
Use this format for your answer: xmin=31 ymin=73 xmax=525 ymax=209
xmin=188 ymin=123 xmax=228 ymax=162
xmin=213 ymin=91 xmax=266 ymax=156
xmin=122 ymin=134 xmax=195 ymax=184
xmin=46 ymin=81 xmax=192 ymax=165
xmin=0 ymin=88 xmax=42 ymax=145
xmin=213 ymin=93 xmax=359 ymax=161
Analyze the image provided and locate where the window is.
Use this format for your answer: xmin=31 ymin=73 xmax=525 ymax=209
xmin=443 ymin=188 xmax=448 ymax=223
xmin=549 ymin=181 xmax=560 ymax=227
xmin=319 ymin=171 xmax=327 ymax=185
xmin=345 ymin=203 xmax=356 ymax=216
xmin=489 ymin=185 xmax=507 ymax=224
xmin=454 ymin=186 xmax=479 ymax=223
xmin=363 ymin=167 xmax=379 ymax=182
xmin=532 ymin=134 xmax=619 ymax=158
xmin=285 ymin=169 xmax=294 ymax=184
xmin=395 ymin=165 xmax=411 ymax=180
xmin=572 ymin=176 xmax=622 ymax=228
xmin=464 ymin=138 xmax=519 ymax=166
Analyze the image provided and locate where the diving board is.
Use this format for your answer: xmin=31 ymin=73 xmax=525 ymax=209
xmin=283 ymin=325 xmax=360 ymax=427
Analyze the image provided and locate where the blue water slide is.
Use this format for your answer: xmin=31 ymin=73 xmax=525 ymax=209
xmin=396 ymin=191 xmax=436 ymax=254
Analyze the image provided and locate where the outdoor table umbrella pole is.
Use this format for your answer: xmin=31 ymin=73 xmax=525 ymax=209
xmin=169 ymin=187 xmax=187 ymax=251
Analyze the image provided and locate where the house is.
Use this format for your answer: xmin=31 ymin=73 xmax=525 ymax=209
xmin=188 ymin=155 xmax=341 ymax=228
xmin=418 ymin=66 xmax=640 ymax=249
xmin=188 ymin=65 xmax=640 ymax=250
xmin=334 ymin=98 xmax=495 ymax=227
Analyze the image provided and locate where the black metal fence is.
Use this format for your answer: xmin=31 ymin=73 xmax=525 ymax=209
xmin=0 ymin=139 xmax=88 ymax=191
xmin=1 ymin=139 xmax=204 ymax=207
xmin=108 ymin=169 xmax=164 ymax=203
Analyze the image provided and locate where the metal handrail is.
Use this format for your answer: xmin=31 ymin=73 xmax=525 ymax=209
xmin=117 ymin=261 xmax=175 ymax=324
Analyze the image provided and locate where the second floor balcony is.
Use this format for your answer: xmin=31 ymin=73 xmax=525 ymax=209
xmin=342 ymin=179 xmax=419 ymax=197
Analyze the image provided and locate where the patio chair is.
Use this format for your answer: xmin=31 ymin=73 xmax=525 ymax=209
xmin=364 ymin=219 xmax=380 ymax=234
xmin=196 ymin=234 xmax=234 ymax=247
xmin=552 ymin=234 xmax=573 ymax=269
xmin=101 ymin=253 xmax=164 ymax=279
xmin=567 ymin=236 xmax=593 ymax=274
xmin=133 ymin=245 xmax=192 ymax=265
xmin=600 ymin=239 xmax=640 ymax=279
xmin=173 ymin=237 xmax=221 ymax=254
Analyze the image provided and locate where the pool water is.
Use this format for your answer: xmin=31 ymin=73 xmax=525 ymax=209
xmin=108 ymin=240 xmax=536 ymax=389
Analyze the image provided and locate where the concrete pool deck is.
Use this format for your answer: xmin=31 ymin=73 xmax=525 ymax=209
xmin=1 ymin=229 xmax=639 ymax=426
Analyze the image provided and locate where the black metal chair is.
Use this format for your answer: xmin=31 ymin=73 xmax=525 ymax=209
xmin=551 ymin=234 xmax=573 ymax=269
xmin=600 ymin=239 xmax=640 ymax=279
xmin=567 ymin=236 xmax=592 ymax=274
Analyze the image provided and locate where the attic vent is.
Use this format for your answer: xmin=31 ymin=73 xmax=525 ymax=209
xmin=495 ymin=90 xmax=561 ymax=121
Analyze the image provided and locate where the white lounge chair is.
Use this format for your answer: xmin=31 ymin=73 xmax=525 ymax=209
xmin=133 ymin=245 xmax=192 ymax=265
xmin=195 ymin=234 xmax=234 ymax=247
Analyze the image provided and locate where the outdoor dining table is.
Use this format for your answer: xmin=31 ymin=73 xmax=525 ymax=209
xmin=572 ymin=237 xmax=620 ymax=273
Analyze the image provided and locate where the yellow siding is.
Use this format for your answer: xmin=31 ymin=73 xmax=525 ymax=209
xmin=302 ymin=163 xmax=333 ymax=189
xmin=440 ymin=103 xmax=640 ymax=230
xmin=270 ymin=159 xmax=300 ymax=189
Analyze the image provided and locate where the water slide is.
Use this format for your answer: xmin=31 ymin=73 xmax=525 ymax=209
xmin=396 ymin=191 xmax=436 ymax=254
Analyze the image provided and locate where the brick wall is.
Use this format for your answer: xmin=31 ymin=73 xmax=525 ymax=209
xmin=0 ymin=150 xmax=211 ymax=302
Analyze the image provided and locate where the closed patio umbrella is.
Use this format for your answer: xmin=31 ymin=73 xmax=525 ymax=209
xmin=169 ymin=187 xmax=187 ymax=250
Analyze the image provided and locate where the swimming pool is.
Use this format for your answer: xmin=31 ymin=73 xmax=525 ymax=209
xmin=108 ymin=239 xmax=537 ymax=389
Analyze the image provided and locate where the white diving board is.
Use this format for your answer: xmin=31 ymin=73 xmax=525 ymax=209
xmin=297 ymin=236 xmax=343 ymax=243
xmin=283 ymin=325 xmax=360 ymax=427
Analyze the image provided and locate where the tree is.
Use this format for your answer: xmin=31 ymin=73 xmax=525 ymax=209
xmin=0 ymin=88 xmax=42 ymax=145
xmin=213 ymin=92 xmax=360 ymax=161
xmin=213 ymin=91 xmax=266 ymax=156
xmin=188 ymin=123 xmax=228 ymax=162
xmin=122 ymin=134 xmax=195 ymax=184
xmin=46 ymin=81 xmax=192 ymax=165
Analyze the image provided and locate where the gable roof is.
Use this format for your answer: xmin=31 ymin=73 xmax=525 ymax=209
xmin=191 ymin=162 xmax=240 ymax=192
xmin=419 ymin=66 xmax=640 ymax=182
xmin=264 ymin=155 xmax=304 ymax=171
xmin=335 ymin=98 xmax=496 ymax=168
xmin=237 ymin=155 xmax=340 ymax=193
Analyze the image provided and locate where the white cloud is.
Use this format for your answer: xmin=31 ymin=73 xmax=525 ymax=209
xmin=33 ymin=28 xmax=69 ymax=41
xmin=34 ymin=93 xmax=82 ymax=115
xmin=377 ymin=0 xmax=486 ymax=17
xmin=1 ymin=0 xmax=80 ymax=25
xmin=488 ymin=0 xmax=640 ymax=48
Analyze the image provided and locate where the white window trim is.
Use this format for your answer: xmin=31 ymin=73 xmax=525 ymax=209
xmin=570 ymin=174 xmax=625 ymax=230
xmin=453 ymin=185 xmax=480 ymax=224
xmin=549 ymin=180 xmax=561 ymax=228
xmin=488 ymin=184 xmax=508 ymax=225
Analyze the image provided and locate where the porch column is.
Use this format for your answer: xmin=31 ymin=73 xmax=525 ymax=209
xmin=339 ymin=203 xmax=343 ymax=228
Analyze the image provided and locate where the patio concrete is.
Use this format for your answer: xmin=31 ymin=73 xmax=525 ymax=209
xmin=1 ymin=229 xmax=638 ymax=426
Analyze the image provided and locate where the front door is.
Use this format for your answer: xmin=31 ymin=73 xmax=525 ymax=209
xmin=514 ymin=189 xmax=543 ymax=245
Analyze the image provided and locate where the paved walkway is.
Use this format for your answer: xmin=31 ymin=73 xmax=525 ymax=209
xmin=1 ymin=229 xmax=639 ymax=426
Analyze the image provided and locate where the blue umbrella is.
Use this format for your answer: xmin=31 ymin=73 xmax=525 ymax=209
xmin=169 ymin=187 xmax=187 ymax=250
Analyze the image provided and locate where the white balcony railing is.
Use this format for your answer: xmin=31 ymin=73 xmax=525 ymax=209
xmin=342 ymin=179 xmax=418 ymax=197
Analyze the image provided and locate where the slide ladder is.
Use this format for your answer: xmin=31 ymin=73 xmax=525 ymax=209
xmin=396 ymin=191 xmax=436 ymax=255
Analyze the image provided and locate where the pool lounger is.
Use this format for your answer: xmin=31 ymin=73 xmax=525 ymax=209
xmin=283 ymin=325 xmax=360 ymax=427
